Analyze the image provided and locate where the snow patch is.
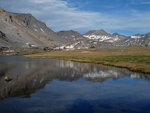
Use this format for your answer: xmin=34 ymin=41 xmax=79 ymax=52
xmin=34 ymin=29 xmax=37 ymax=31
xmin=131 ymin=35 xmax=141 ymax=39
xmin=40 ymin=28 xmax=44 ymax=32
xmin=84 ymin=34 xmax=119 ymax=42
xmin=33 ymin=25 xmax=36 ymax=27
xmin=65 ymin=45 xmax=74 ymax=49
xmin=55 ymin=41 xmax=81 ymax=50
xmin=71 ymin=35 xmax=75 ymax=37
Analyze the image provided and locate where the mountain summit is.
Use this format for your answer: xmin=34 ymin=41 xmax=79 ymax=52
xmin=0 ymin=8 xmax=62 ymax=48
xmin=56 ymin=30 xmax=84 ymax=44
xmin=83 ymin=29 xmax=127 ymax=43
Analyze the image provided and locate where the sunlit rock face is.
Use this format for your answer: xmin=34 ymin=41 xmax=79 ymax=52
xmin=0 ymin=8 xmax=62 ymax=48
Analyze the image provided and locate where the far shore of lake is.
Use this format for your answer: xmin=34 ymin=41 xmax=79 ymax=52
xmin=25 ymin=47 xmax=150 ymax=74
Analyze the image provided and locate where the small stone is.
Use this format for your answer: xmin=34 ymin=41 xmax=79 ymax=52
xmin=5 ymin=76 xmax=12 ymax=82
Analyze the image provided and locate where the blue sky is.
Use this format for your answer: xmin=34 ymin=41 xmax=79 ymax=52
xmin=0 ymin=0 xmax=150 ymax=35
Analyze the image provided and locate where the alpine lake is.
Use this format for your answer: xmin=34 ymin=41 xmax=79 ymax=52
xmin=0 ymin=56 xmax=150 ymax=113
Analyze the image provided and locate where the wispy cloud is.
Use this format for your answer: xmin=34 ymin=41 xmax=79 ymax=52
xmin=139 ymin=1 xmax=150 ymax=4
xmin=131 ymin=0 xmax=150 ymax=5
xmin=0 ymin=0 xmax=150 ymax=35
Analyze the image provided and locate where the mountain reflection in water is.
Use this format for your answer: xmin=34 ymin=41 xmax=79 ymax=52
xmin=0 ymin=56 xmax=150 ymax=113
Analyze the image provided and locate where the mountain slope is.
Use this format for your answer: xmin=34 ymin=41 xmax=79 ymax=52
xmin=83 ymin=29 xmax=128 ymax=43
xmin=56 ymin=30 xmax=84 ymax=44
xmin=0 ymin=8 xmax=61 ymax=48
xmin=83 ymin=29 xmax=150 ymax=46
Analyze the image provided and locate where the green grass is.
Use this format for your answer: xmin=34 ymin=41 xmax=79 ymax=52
xmin=24 ymin=47 xmax=150 ymax=74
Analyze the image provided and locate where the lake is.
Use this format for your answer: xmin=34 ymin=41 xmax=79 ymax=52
xmin=0 ymin=56 xmax=150 ymax=113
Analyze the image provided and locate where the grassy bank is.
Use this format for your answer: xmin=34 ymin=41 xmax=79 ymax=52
xmin=25 ymin=47 xmax=150 ymax=74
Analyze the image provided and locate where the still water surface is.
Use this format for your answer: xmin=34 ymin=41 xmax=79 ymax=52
xmin=0 ymin=56 xmax=150 ymax=113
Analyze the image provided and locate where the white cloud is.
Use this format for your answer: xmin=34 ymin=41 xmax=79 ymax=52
xmin=30 ymin=0 xmax=53 ymax=4
xmin=0 ymin=0 xmax=150 ymax=34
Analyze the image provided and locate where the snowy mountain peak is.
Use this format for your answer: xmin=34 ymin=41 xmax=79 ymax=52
xmin=83 ymin=30 xmax=122 ymax=43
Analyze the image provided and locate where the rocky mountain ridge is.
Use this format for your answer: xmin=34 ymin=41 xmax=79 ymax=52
xmin=83 ymin=29 xmax=150 ymax=47
xmin=0 ymin=8 xmax=150 ymax=54
xmin=56 ymin=30 xmax=84 ymax=44
xmin=0 ymin=8 xmax=61 ymax=49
